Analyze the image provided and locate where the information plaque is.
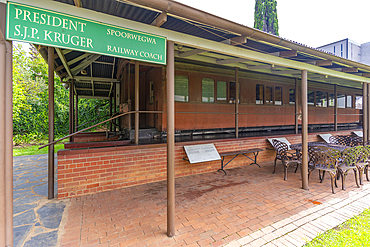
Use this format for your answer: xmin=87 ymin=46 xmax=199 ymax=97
xmin=184 ymin=144 xmax=221 ymax=164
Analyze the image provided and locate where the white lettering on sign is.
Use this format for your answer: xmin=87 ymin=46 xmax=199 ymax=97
xmin=106 ymin=29 xmax=157 ymax=44
xmin=107 ymin=45 xmax=163 ymax=61
xmin=14 ymin=8 xmax=87 ymax=32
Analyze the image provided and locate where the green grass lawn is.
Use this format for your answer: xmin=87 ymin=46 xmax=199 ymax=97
xmin=306 ymin=208 xmax=370 ymax=246
xmin=13 ymin=143 xmax=65 ymax=156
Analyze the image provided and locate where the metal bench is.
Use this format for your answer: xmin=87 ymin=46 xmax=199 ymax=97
xmin=218 ymin=148 xmax=263 ymax=175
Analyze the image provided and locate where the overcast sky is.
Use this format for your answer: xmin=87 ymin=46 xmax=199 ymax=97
xmin=175 ymin=0 xmax=370 ymax=48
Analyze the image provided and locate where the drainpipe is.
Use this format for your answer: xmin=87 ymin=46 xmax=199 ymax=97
xmin=301 ymin=70 xmax=308 ymax=190
xmin=166 ymin=40 xmax=175 ymax=237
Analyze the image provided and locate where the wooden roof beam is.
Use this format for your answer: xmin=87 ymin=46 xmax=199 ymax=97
xmin=315 ymin=60 xmax=332 ymax=66
xmin=73 ymin=0 xmax=82 ymax=7
xmin=279 ymin=50 xmax=297 ymax=58
xmin=271 ymin=69 xmax=300 ymax=75
xmin=67 ymin=53 xmax=90 ymax=66
xmin=216 ymin=57 xmax=249 ymax=65
xmin=229 ymin=36 xmax=247 ymax=46
xmin=55 ymin=48 xmax=73 ymax=79
xmin=151 ymin=11 xmax=167 ymax=27
xmin=69 ymin=54 xmax=101 ymax=78
xmin=178 ymin=48 xmax=206 ymax=57
xmin=247 ymin=64 xmax=274 ymax=70
xmin=362 ymin=73 xmax=370 ymax=78
xmin=342 ymin=67 xmax=358 ymax=73
xmin=268 ymin=50 xmax=297 ymax=58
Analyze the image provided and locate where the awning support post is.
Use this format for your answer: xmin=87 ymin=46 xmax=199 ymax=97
xmin=367 ymin=84 xmax=370 ymax=141
xmin=363 ymin=83 xmax=368 ymax=142
xmin=135 ymin=61 xmax=139 ymax=144
xmin=235 ymin=67 xmax=239 ymax=138
xmin=75 ymin=94 xmax=78 ymax=132
xmin=334 ymin=84 xmax=338 ymax=131
xmin=295 ymin=78 xmax=299 ymax=134
xmin=48 ymin=47 xmax=55 ymax=199
xmin=69 ymin=79 xmax=74 ymax=142
xmin=301 ymin=70 xmax=309 ymax=190
xmin=0 ymin=3 xmax=14 ymax=243
xmin=166 ymin=40 xmax=175 ymax=237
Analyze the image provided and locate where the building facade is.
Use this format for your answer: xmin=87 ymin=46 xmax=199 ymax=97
xmin=318 ymin=38 xmax=370 ymax=66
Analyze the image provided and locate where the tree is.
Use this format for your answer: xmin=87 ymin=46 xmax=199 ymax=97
xmin=254 ymin=0 xmax=279 ymax=36
xmin=12 ymin=44 xmax=110 ymax=144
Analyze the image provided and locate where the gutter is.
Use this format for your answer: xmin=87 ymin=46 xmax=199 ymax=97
xmin=122 ymin=0 xmax=370 ymax=73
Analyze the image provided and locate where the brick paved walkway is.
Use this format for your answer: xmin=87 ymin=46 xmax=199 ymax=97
xmin=60 ymin=160 xmax=370 ymax=247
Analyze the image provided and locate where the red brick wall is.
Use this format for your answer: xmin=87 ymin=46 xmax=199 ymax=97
xmin=57 ymin=130 xmax=354 ymax=199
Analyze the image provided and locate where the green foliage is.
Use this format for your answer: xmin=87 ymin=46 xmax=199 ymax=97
xmin=306 ymin=208 xmax=370 ymax=246
xmin=254 ymin=0 xmax=279 ymax=36
xmin=13 ymin=44 xmax=67 ymax=140
xmin=13 ymin=43 xmax=111 ymax=145
xmin=254 ymin=0 xmax=265 ymax=31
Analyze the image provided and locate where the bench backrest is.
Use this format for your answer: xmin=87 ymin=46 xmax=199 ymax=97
xmin=267 ymin=137 xmax=292 ymax=150
xmin=318 ymin=133 xmax=332 ymax=143
xmin=352 ymin=131 xmax=363 ymax=137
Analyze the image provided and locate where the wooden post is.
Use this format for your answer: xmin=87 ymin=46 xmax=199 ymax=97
xmin=301 ymin=70 xmax=308 ymax=190
xmin=295 ymin=78 xmax=299 ymax=134
xmin=166 ymin=40 xmax=175 ymax=237
xmin=1 ymin=4 xmax=14 ymax=244
xmin=5 ymin=39 xmax=13 ymax=247
xmin=109 ymin=97 xmax=113 ymax=131
xmin=69 ymin=79 xmax=74 ymax=142
xmin=135 ymin=61 xmax=139 ymax=144
xmin=367 ymin=84 xmax=370 ymax=141
xmin=75 ymin=94 xmax=78 ymax=132
xmin=235 ymin=67 xmax=239 ymax=138
xmin=113 ymin=83 xmax=116 ymax=132
xmin=48 ymin=47 xmax=55 ymax=199
xmin=334 ymin=84 xmax=338 ymax=131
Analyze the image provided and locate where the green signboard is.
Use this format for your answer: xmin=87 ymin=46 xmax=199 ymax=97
xmin=6 ymin=2 xmax=167 ymax=65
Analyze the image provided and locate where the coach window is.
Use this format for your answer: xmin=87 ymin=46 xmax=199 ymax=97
xmin=316 ymin=91 xmax=328 ymax=107
xmin=266 ymin=86 xmax=273 ymax=104
xmin=229 ymin=82 xmax=236 ymax=103
xmin=275 ymin=86 xmax=282 ymax=105
xmin=346 ymin=95 xmax=353 ymax=108
xmin=337 ymin=93 xmax=346 ymax=108
xmin=256 ymin=84 xmax=264 ymax=104
xmin=289 ymin=89 xmax=295 ymax=104
xmin=174 ymin=75 xmax=189 ymax=102
xmin=355 ymin=95 xmax=363 ymax=109
xmin=308 ymin=90 xmax=315 ymax=105
xmin=202 ymin=78 xmax=214 ymax=103
xmin=217 ymin=81 xmax=227 ymax=103
xmin=329 ymin=93 xmax=335 ymax=107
